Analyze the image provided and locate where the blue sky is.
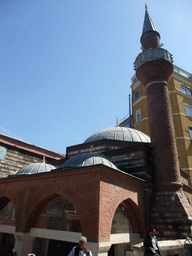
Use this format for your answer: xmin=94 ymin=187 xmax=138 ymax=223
xmin=1 ymin=0 xmax=192 ymax=154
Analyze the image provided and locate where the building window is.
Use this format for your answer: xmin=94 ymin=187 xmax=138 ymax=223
xmin=136 ymin=109 xmax=141 ymax=123
xmin=135 ymin=90 xmax=140 ymax=101
xmin=181 ymin=85 xmax=192 ymax=96
xmin=0 ymin=201 xmax=15 ymax=221
xmin=189 ymin=127 xmax=192 ymax=139
xmin=185 ymin=105 xmax=192 ymax=117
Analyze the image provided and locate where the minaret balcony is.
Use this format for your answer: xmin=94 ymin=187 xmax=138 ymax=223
xmin=134 ymin=48 xmax=173 ymax=71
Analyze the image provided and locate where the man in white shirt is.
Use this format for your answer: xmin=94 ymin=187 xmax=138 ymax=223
xmin=68 ymin=236 xmax=92 ymax=256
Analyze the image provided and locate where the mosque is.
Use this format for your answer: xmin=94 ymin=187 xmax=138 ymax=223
xmin=0 ymin=6 xmax=192 ymax=256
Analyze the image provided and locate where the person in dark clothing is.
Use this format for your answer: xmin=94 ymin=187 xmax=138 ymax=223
xmin=144 ymin=228 xmax=161 ymax=256
xmin=68 ymin=236 xmax=92 ymax=256
xmin=9 ymin=248 xmax=17 ymax=256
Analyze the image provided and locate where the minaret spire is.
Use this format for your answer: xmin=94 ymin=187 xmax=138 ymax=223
xmin=140 ymin=6 xmax=161 ymax=50
xmin=142 ymin=5 xmax=158 ymax=36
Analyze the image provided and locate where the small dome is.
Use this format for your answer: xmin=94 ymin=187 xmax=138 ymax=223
xmin=59 ymin=153 xmax=118 ymax=170
xmin=84 ymin=127 xmax=150 ymax=144
xmin=15 ymin=163 xmax=56 ymax=175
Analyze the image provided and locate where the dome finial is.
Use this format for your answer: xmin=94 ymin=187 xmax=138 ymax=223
xmin=116 ymin=117 xmax=119 ymax=127
xmin=145 ymin=3 xmax=148 ymax=10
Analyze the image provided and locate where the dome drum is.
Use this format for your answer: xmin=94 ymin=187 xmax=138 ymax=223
xmin=84 ymin=127 xmax=150 ymax=144
xmin=67 ymin=127 xmax=151 ymax=158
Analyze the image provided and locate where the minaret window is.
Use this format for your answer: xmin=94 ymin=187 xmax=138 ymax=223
xmin=185 ymin=104 xmax=192 ymax=117
xmin=181 ymin=85 xmax=192 ymax=96
xmin=189 ymin=127 xmax=192 ymax=139
xmin=135 ymin=90 xmax=140 ymax=101
xmin=136 ymin=109 xmax=141 ymax=123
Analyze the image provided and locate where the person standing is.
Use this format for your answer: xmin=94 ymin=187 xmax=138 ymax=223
xmin=144 ymin=228 xmax=161 ymax=256
xmin=68 ymin=236 xmax=92 ymax=256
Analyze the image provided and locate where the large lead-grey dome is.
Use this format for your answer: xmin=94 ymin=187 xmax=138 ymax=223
xmin=59 ymin=153 xmax=118 ymax=170
xmin=15 ymin=163 xmax=56 ymax=175
xmin=84 ymin=127 xmax=151 ymax=144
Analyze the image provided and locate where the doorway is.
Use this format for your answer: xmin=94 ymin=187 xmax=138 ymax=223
xmin=108 ymin=244 xmax=115 ymax=256
xmin=48 ymin=240 xmax=78 ymax=256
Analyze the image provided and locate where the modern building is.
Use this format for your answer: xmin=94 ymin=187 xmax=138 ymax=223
xmin=0 ymin=6 xmax=192 ymax=256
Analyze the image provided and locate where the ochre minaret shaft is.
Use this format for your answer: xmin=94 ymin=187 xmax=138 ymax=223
xmin=134 ymin=6 xmax=192 ymax=238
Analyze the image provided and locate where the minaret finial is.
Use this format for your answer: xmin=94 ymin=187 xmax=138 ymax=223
xmin=145 ymin=4 xmax=147 ymax=10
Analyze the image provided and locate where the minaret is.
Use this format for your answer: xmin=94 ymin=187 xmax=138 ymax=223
xmin=134 ymin=5 xmax=192 ymax=238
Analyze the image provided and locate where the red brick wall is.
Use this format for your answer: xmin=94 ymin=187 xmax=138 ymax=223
xmin=141 ymin=31 xmax=160 ymax=49
xmin=98 ymin=170 xmax=146 ymax=242
xmin=0 ymin=166 xmax=147 ymax=243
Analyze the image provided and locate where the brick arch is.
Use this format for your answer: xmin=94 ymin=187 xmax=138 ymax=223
xmin=0 ymin=196 xmax=17 ymax=224
xmin=124 ymin=198 xmax=145 ymax=236
xmin=0 ymin=196 xmax=11 ymax=211
xmin=0 ymin=187 xmax=41 ymax=228
xmin=26 ymin=193 xmax=59 ymax=231
xmin=110 ymin=198 xmax=144 ymax=237
xmin=107 ymin=192 xmax=145 ymax=238
xmin=0 ymin=192 xmax=20 ymax=212
xmin=25 ymin=189 xmax=82 ymax=232
xmin=21 ymin=182 xmax=79 ymax=232
xmin=98 ymin=189 xmax=145 ymax=243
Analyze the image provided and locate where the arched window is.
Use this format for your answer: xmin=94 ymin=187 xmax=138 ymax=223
xmin=36 ymin=196 xmax=81 ymax=232
xmin=0 ymin=201 xmax=15 ymax=221
xmin=111 ymin=202 xmax=133 ymax=234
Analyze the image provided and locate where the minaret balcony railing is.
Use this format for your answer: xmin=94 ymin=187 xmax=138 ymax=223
xmin=134 ymin=48 xmax=173 ymax=71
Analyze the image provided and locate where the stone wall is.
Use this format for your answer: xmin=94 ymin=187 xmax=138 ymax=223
xmin=0 ymin=146 xmax=43 ymax=177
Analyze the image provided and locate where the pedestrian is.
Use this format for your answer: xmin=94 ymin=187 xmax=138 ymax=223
xmin=144 ymin=228 xmax=161 ymax=256
xmin=68 ymin=236 xmax=92 ymax=256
